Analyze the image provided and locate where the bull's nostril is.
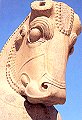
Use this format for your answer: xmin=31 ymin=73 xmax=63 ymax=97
xmin=20 ymin=73 xmax=30 ymax=87
xmin=41 ymin=82 xmax=48 ymax=89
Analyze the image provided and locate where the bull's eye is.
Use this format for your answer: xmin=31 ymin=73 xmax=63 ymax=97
xmin=29 ymin=28 xmax=42 ymax=43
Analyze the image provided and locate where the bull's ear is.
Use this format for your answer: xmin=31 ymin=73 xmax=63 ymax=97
xmin=69 ymin=33 xmax=77 ymax=46
xmin=69 ymin=33 xmax=77 ymax=55
xmin=72 ymin=13 xmax=81 ymax=36
xmin=69 ymin=13 xmax=81 ymax=55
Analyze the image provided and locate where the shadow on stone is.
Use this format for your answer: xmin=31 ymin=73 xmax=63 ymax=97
xmin=24 ymin=100 xmax=58 ymax=120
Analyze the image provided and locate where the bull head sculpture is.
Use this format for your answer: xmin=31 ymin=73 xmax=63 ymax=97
xmin=4 ymin=0 xmax=81 ymax=106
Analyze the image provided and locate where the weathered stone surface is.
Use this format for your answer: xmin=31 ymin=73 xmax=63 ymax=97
xmin=0 ymin=55 xmax=62 ymax=120
xmin=0 ymin=0 xmax=81 ymax=119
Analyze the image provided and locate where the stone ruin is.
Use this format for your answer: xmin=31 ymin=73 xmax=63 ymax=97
xmin=0 ymin=0 xmax=81 ymax=120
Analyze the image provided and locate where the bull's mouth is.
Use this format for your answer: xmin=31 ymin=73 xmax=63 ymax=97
xmin=26 ymin=94 xmax=57 ymax=106
xmin=19 ymin=72 xmax=66 ymax=105
xmin=24 ymin=82 xmax=66 ymax=106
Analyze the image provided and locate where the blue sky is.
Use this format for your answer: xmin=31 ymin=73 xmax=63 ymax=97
xmin=0 ymin=0 xmax=82 ymax=119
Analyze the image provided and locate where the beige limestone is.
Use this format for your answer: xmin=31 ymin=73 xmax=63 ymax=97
xmin=0 ymin=0 xmax=81 ymax=120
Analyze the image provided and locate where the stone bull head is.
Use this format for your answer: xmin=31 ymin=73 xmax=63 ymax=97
xmin=5 ymin=0 xmax=81 ymax=106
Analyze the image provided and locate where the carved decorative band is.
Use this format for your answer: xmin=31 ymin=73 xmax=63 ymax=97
xmin=55 ymin=2 xmax=74 ymax=35
xmin=44 ymin=73 xmax=66 ymax=89
xmin=6 ymin=43 xmax=20 ymax=93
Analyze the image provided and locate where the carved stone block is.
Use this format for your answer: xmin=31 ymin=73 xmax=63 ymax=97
xmin=0 ymin=0 xmax=81 ymax=120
